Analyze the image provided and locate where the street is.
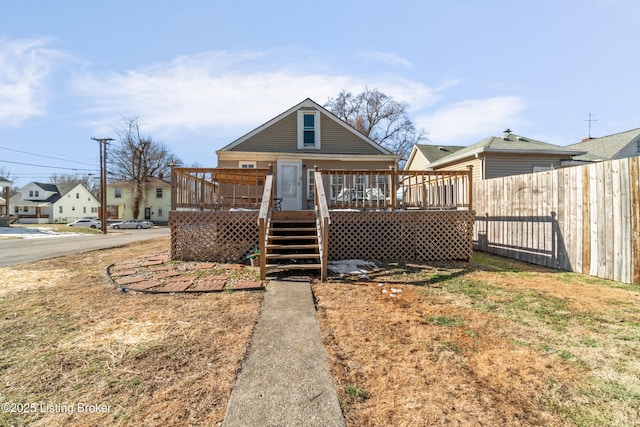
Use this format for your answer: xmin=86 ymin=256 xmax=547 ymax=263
xmin=0 ymin=228 xmax=170 ymax=268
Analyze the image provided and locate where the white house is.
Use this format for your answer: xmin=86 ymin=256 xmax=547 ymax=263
xmin=9 ymin=182 xmax=100 ymax=224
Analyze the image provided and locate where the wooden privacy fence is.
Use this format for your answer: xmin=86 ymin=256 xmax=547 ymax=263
xmin=473 ymin=156 xmax=640 ymax=285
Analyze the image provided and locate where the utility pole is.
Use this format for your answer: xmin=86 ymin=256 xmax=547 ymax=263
xmin=91 ymin=137 xmax=114 ymax=234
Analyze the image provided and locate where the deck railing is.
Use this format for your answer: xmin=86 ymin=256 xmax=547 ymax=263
xmin=171 ymin=166 xmax=472 ymax=211
xmin=171 ymin=167 xmax=271 ymax=210
xmin=257 ymin=174 xmax=274 ymax=280
xmin=319 ymin=168 xmax=472 ymax=210
xmin=314 ymin=171 xmax=330 ymax=281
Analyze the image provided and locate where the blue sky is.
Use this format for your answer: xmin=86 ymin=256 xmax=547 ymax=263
xmin=1 ymin=0 xmax=638 ymax=186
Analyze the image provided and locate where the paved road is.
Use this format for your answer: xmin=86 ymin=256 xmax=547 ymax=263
xmin=0 ymin=228 xmax=170 ymax=268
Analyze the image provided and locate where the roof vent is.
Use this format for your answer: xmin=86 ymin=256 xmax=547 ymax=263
xmin=502 ymin=128 xmax=512 ymax=140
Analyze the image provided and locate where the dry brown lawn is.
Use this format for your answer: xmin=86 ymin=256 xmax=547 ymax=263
xmin=314 ymin=254 xmax=640 ymax=426
xmin=1 ymin=238 xmax=639 ymax=426
xmin=0 ymin=237 xmax=262 ymax=426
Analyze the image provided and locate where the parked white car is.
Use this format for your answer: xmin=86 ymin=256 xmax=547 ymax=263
xmin=110 ymin=219 xmax=153 ymax=229
xmin=67 ymin=218 xmax=101 ymax=228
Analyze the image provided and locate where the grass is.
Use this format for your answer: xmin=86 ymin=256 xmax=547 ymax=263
xmin=314 ymin=253 xmax=640 ymax=426
xmin=2 ymin=239 xmax=639 ymax=426
xmin=0 ymin=237 xmax=263 ymax=426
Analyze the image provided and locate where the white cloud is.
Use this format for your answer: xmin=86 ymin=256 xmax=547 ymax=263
xmin=72 ymin=50 xmax=444 ymax=140
xmin=416 ymin=96 xmax=526 ymax=144
xmin=0 ymin=38 xmax=64 ymax=125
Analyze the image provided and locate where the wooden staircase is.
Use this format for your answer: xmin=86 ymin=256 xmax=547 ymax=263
xmin=264 ymin=210 xmax=321 ymax=275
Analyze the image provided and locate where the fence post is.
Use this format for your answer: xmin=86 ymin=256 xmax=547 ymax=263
xmin=390 ymin=165 xmax=397 ymax=211
xmin=170 ymin=163 xmax=177 ymax=211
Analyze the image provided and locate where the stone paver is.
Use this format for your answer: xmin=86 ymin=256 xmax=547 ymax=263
xmin=115 ymin=276 xmax=147 ymax=285
xmin=188 ymin=279 xmax=226 ymax=292
xmin=231 ymin=280 xmax=264 ymax=291
xmin=127 ymin=280 xmax=162 ymax=291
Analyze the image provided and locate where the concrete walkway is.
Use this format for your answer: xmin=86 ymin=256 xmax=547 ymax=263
xmin=222 ymin=278 xmax=345 ymax=427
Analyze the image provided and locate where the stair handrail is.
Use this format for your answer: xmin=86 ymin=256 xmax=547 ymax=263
xmin=313 ymin=169 xmax=331 ymax=282
xmin=258 ymin=174 xmax=274 ymax=280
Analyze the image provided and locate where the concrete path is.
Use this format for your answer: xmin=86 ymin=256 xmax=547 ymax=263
xmin=222 ymin=278 xmax=345 ymax=427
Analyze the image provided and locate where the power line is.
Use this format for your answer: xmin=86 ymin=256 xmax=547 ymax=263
xmin=0 ymin=159 xmax=97 ymax=171
xmin=0 ymin=145 xmax=97 ymax=167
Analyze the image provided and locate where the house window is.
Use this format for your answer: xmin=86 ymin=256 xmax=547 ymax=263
xmin=72 ymin=206 xmax=75 ymax=211
xmin=59 ymin=206 xmax=63 ymax=214
xmin=14 ymin=207 xmax=19 ymax=214
xmin=158 ymin=208 xmax=163 ymax=217
xmin=114 ymin=188 xmax=122 ymax=198
xmin=91 ymin=207 xmax=98 ymax=213
xmin=83 ymin=207 xmax=87 ymax=213
xmin=297 ymin=110 xmax=321 ymax=149
xmin=636 ymin=138 xmax=640 ymax=154
xmin=330 ymin=174 xmax=345 ymax=200
xmin=35 ymin=190 xmax=39 ymax=197
xmin=156 ymin=188 xmax=163 ymax=198
xmin=239 ymin=161 xmax=256 ymax=169
xmin=29 ymin=190 xmax=33 ymax=197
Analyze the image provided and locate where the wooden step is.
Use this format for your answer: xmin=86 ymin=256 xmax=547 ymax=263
xmin=268 ymin=235 xmax=318 ymax=241
xmin=266 ymin=253 xmax=320 ymax=260
xmin=265 ymin=263 xmax=322 ymax=270
xmin=267 ymin=244 xmax=319 ymax=250
xmin=269 ymin=226 xmax=316 ymax=232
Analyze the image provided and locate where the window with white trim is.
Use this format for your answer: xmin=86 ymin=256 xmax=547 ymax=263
xmin=239 ymin=161 xmax=256 ymax=169
xmin=297 ymin=110 xmax=320 ymax=149
xmin=114 ymin=188 xmax=122 ymax=198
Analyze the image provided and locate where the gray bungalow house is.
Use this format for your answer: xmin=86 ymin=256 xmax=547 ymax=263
xmin=565 ymin=128 xmax=640 ymax=163
xmin=216 ymin=98 xmax=398 ymax=210
xmin=406 ymin=130 xmax=586 ymax=181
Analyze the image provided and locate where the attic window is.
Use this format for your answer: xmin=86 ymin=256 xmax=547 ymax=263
xmin=297 ymin=111 xmax=321 ymax=150
xmin=637 ymin=138 xmax=640 ymax=154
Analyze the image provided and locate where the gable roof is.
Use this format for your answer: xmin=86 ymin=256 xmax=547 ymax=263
xmin=218 ymin=98 xmax=393 ymax=155
xmin=32 ymin=182 xmax=60 ymax=193
xmin=416 ymin=144 xmax=466 ymax=163
xmin=427 ymin=132 xmax=586 ymax=168
xmin=565 ymin=128 xmax=640 ymax=161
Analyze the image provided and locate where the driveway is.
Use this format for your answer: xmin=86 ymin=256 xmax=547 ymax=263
xmin=0 ymin=227 xmax=170 ymax=268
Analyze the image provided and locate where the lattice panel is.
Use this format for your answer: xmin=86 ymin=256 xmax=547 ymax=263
xmin=329 ymin=210 xmax=475 ymax=262
xmin=170 ymin=211 xmax=259 ymax=262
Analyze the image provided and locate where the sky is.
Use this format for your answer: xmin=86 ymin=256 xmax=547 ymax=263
xmin=1 ymin=0 xmax=639 ymax=187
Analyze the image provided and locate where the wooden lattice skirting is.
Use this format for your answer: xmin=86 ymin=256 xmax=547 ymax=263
xmin=329 ymin=210 xmax=475 ymax=262
xmin=170 ymin=210 xmax=475 ymax=263
xmin=170 ymin=211 xmax=259 ymax=263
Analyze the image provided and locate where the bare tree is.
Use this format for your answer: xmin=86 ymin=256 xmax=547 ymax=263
xmin=325 ymin=87 xmax=427 ymax=168
xmin=0 ymin=166 xmax=18 ymax=196
xmin=110 ymin=116 xmax=181 ymax=219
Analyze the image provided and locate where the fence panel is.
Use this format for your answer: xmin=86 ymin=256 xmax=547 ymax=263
xmin=473 ymin=156 xmax=640 ymax=285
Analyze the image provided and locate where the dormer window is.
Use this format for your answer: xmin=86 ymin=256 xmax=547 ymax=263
xmin=297 ymin=110 xmax=320 ymax=149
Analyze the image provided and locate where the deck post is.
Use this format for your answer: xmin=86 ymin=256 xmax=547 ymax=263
xmin=466 ymin=165 xmax=473 ymax=210
xmin=390 ymin=165 xmax=397 ymax=211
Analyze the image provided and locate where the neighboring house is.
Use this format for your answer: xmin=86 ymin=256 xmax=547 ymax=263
xmin=565 ymin=127 xmax=640 ymax=163
xmin=407 ymin=130 xmax=586 ymax=181
xmin=216 ymin=98 xmax=398 ymax=210
xmin=9 ymin=182 xmax=100 ymax=224
xmin=405 ymin=144 xmax=465 ymax=171
xmin=107 ymin=177 xmax=172 ymax=225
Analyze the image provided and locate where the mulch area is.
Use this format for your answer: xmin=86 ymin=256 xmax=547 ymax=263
xmin=106 ymin=251 xmax=264 ymax=293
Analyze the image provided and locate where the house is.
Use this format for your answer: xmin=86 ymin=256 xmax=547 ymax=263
xmin=565 ymin=127 xmax=640 ymax=163
xmin=107 ymin=176 xmax=172 ymax=225
xmin=9 ymin=182 xmax=100 ymax=224
xmin=216 ymin=98 xmax=398 ymax=210
xmin=407 ymin=130 xmax=586 ymax=181
xmin=405 ymin=144 xmax=465 ymax=171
